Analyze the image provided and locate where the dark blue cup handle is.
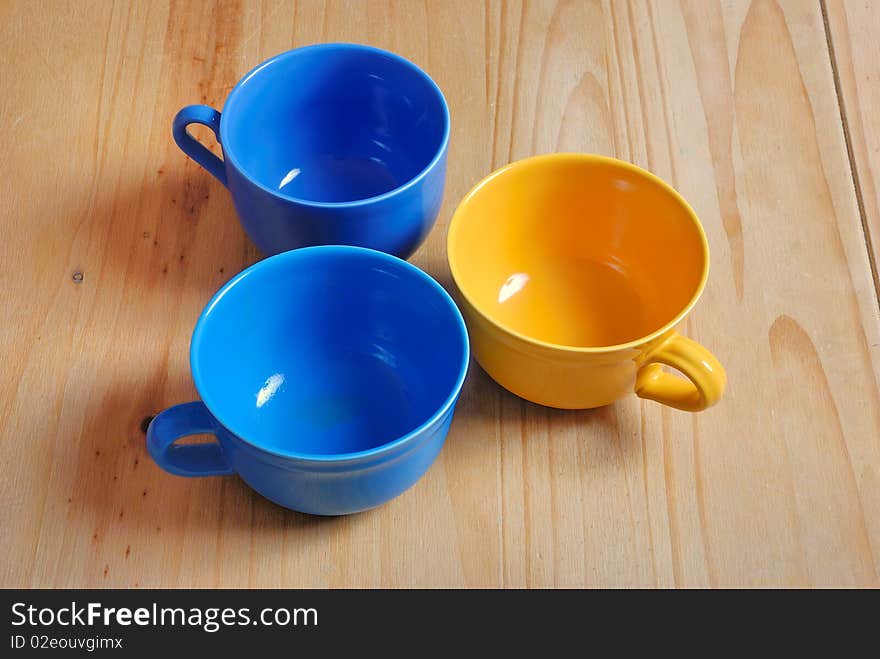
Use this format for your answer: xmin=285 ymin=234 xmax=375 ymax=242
xmin=146 ymin=401 xmax=234 ymax=477
xmin=172 ymin=105 xmax=227 ymax=187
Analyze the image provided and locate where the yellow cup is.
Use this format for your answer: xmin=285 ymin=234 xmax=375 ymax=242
xmin=447 ymin=154 xmax=725 ymax=411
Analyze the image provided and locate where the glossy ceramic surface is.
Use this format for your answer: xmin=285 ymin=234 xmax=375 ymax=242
xmin=147 ymin=246 xmax=469 ymax=515
xmin=448 ymin=153 xmax=725 ymax=411
xmin=172 ymin=44 xmax=450 ymax=258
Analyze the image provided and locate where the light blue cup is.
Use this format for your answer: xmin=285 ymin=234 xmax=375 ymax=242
xmin=172 ymin=43 xmax=450 ymax=259
xmin=146 ymin=246 xmax=469 ymax=515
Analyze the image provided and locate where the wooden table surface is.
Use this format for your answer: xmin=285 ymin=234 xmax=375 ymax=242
xmin=2 ymin=0 xmax=879 ymax=588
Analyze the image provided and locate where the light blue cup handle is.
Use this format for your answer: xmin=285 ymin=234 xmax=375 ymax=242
xmin=146 ymin=401 xmax=234 ymax=477
xmin=172 ymin=105 xmax=227 ymax=186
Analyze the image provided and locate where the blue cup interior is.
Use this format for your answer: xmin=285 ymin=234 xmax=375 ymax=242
xmin=191 ymin=248 xmax=467 ymax=457
xmin=221 ymin=44 xmax=449 ymax=204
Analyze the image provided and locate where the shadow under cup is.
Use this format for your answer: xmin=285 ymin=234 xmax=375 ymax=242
xmin=147 ymin=247 xmax=469 ymax=515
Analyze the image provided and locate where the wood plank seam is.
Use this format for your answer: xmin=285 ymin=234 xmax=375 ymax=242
xmin=820 ymin=0 xmax=880 ymax=308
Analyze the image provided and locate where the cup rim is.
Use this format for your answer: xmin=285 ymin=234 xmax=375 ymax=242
xmin=190 ymin=245 xmax=470 ymax=463
xmin=447 ymin=153 xmax=710 ymax=354
xmin=218 ymin=43 xmax=451 ymax=208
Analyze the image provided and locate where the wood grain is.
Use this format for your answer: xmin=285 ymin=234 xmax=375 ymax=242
xmin=1 ymin=0 xmax=878 ymax=587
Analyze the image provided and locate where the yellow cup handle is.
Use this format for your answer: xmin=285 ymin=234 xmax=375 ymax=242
xmin=634 ymin=332 xmax=726 ymax=412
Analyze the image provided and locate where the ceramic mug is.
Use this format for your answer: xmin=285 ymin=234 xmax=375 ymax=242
xmin=447 ymin=153 xmax=725 ymax=411
xmin=172 ymin=43 xmax=450 ymax=259
xmin=146 ymin=246 xmax=469 ymax=515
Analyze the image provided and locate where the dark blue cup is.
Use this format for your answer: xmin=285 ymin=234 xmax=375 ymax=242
xmin=146 ymin=246 xmax=469 ymax=515
xmin=172 ymin=44 xmax=450 ymax=259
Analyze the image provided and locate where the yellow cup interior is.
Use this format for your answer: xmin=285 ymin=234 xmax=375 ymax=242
xmin=448 ymin=155 xmax=708 ymax=349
